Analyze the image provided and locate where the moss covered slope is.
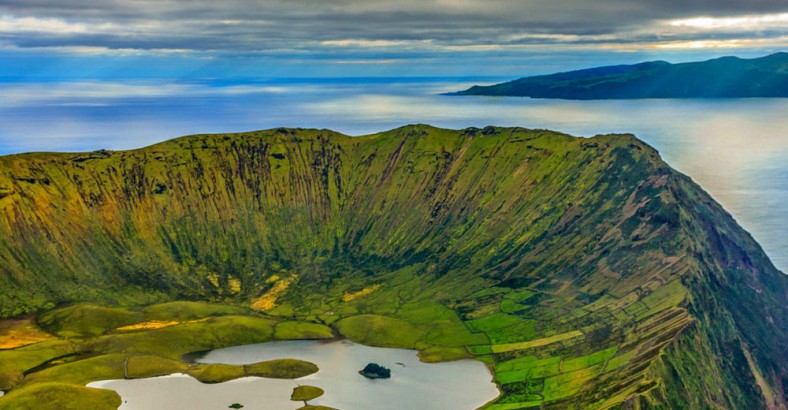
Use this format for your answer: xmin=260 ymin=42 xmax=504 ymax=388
xmin=0 ymin=125 xmax=785 ymax=409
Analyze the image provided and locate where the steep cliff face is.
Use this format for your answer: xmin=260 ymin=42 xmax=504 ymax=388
xmin=637 ymin=172 xmax=788 ymax=410
xmin=0 ymin=125 xmax=784 ymax=409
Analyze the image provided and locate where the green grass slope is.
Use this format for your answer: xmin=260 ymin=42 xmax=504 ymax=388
xmin=0 ymin=125 xmax=785 ymax=409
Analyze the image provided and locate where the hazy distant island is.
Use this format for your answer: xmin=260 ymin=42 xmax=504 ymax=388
xmin=452 ymin=52 xmax=788 ymax=99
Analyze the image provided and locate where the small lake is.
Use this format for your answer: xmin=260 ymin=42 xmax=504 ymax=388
xmin=88 ymin=340 xmax=499 ymax=410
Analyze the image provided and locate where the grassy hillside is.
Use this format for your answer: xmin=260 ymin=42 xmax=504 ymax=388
xmin=0 ymin=125 xmax=785 ymax=409
xmin=454 ymin=52 xmax=788 ymax=99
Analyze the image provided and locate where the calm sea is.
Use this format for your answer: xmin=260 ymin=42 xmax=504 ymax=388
xmin=0 ymin=78 xmax=785 ymax=271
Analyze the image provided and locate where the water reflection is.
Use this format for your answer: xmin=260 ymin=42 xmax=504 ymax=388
xmin=89 ymin=340 xmax=498 ymax=410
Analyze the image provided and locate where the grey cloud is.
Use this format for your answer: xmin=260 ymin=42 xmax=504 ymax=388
xmin=0 ymin=0 xmax=785 ymax=53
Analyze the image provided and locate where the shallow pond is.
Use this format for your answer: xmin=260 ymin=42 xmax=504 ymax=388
xmin=88 ymin=340 xmax=499 ymax=409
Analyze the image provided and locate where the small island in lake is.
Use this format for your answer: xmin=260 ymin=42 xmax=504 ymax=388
xmin=290 ymin=385 xmax=325 ymax=407
xmin=359 ymin=363 xmax=391 ymax=379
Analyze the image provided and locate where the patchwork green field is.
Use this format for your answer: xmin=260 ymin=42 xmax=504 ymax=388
xmin=0 ymin=126 xmax=785 ymax=409
xmin=0 ymin=302 xmax=325 ymax=409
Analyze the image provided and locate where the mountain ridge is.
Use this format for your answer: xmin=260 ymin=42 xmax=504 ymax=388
xmin=453 ymin=53 xmax=788 ymax=99
xmin=0 ymin=125 xmax=785 ymax=409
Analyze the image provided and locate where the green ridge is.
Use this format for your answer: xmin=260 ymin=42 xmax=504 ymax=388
xmin=0 ymin=125 xmax=785 ymax=409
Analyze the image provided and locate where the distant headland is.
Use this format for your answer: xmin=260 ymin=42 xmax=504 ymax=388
xmin=452 ymin=52 xmax=788 ymax=99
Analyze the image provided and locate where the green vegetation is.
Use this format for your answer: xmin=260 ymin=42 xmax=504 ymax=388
xmin=335 ymin=315 xmax=422 ymax=348
xmin=0 ymin=125 xmax=785 ymax=409
xmin=177 ymin=358 xmax=319 ymax=383
xmin=274 ymin=321 xmax=334 ymax=340
xmin=93 ymin=315 xmax=277 ymax=359
xmin=359 ymin=363 xmax=391 ymax=379
xmin=143 ymin=302 xmax=248 ymax=320
xmin=185 ymin=364 xmax=245 ymax=384
xmin=126 ymin=355 xmax=187 ymax=378
xmin=329 ymin=298 xmax=488 ymax=355
xmin=291 ymin=385 xmax=324 ymax=403
xmin=0 ymin=383 xmax=120 ymax=410
xmin=22 ymin=354 xmax=127 ymax=386
xmin=561 ymin=346 xmax=617 ymax=373
xmin=243 ymin=359 xmax=318 ymax=379
xmin=0 ymin=340 xmax=75 ymax=390
xmin=0 ymin=302 xmax=318 ymax=408
xmin=38 ymin=305 xmax=143 ymax=338
xmin=490 ymin=331 xmax=584 ymax=353
xmin=78 ymin=355 xmax=317 ymax=385
xmin=418 ymin=346 xmax=471 ymax=363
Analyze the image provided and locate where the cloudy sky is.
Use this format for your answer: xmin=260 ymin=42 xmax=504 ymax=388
xmin=0 ymin=0 xmax=786 ymax=78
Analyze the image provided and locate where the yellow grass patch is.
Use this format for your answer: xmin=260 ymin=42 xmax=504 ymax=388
xmin=0 ymin=318 xmax=53 ymax=349
xmin=492 ymin=330 xmax=584 ymax=353
xmin=342 ymin=285 xmax=381 ymax=302
xmin=252 ymin=275 xmax=297 ymax=311
xmin=115 ymin=321 xmax=179 ymax=331
xmin=114 ymin=318 xmax=210 ymax=332
xmin=229 ymin=278 xmax=242 ymax=293
xmin=207 ymin=273 xmax=220 ymax=288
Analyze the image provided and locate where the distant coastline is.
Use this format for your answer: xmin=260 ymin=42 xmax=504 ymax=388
xmin=452 ymin=52 xmax=788 ymax=99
